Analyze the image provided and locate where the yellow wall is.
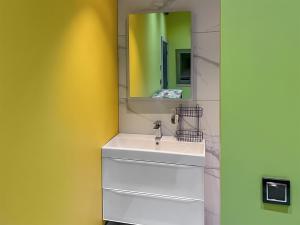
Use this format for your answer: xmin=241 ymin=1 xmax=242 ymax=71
xmin=0 ymin=1 xmax=118 ymax=225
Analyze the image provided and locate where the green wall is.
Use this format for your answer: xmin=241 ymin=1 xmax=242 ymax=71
xmin=129 ymin=13 xmax=167 ymax=97
xmin=166 ymin=12 xmax=191 ymax=99
xmin=221 ymin=0 xmax=300 ymax=225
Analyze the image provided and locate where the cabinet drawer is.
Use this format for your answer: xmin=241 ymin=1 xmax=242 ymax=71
xmin=103 ymin=188 xmax=204 ymax=225
xmin=102 ymin=157 xmax=204 ymax=199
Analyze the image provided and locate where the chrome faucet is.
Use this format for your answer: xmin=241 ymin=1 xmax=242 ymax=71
xmin=153 ymin=120 xmax=162 ymax=144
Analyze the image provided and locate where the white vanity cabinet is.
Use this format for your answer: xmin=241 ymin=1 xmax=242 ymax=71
xmin=102 ymin=134 xmax=205 ymax=225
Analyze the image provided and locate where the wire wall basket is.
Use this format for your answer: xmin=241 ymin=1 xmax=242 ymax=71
xmin=175 ymin=105 xmax=204 ymax=118
xmin=176 ymin=129 xmax=203 ymax=142
xmin=175 ymin=104 xmax=204 ymax=142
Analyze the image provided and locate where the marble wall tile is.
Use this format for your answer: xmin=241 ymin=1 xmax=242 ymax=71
xmin=198 ymin=101 xmax=220 ymax=136
xmin=192 ymin=32 xmax=220 ymax=101
xmin=119 ymin=99 xmax=177 ymax=135
xmin=193 ymin=32 xmax=220 ymax=65
xmin=119 ymin=99 xmax=220 ymax=137
xmin=118 ymin=0 xmax=220 ymax=35
xmin=195 ymin=56 xmax=220 ymax=101
xmin=118 ymin=1 xmax=220 ymax=224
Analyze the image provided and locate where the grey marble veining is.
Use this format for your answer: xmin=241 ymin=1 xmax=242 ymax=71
xmin=118 ymin=0 xmax=220 ymax=35
xmin=118 ymin=0 xmax=220 ymax=224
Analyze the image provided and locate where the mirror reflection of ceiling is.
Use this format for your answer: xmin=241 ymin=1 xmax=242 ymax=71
xmin=129 ymin=11 xmax=192 ymax=99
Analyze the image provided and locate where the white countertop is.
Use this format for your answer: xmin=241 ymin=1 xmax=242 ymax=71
xmin=102 ymin=133 xmax=205 ymax=167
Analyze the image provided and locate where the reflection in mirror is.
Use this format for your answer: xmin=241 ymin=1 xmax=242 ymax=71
xmin=129 ymin=12 xmax=192 ymax=99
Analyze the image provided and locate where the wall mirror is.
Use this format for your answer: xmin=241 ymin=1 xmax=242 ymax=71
xmin=128 ymin=11 xmax=192 ymax=100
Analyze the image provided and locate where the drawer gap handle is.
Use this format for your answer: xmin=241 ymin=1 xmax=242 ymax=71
xmin=110 ymin=158 xmax=193 ymax=168
xmin=104 ymin=188 xmax=203 ymax=203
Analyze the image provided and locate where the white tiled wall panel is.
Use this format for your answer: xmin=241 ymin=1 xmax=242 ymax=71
xmin=118 ymin=0 xmax=220 ymax=224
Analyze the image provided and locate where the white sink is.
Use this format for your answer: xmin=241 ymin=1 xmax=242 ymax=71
xmin=102 ymin=133 xmax=205 ymax=166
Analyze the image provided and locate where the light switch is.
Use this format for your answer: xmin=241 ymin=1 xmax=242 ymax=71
xmin=262 ymin=178 xmax=290 ymax=205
